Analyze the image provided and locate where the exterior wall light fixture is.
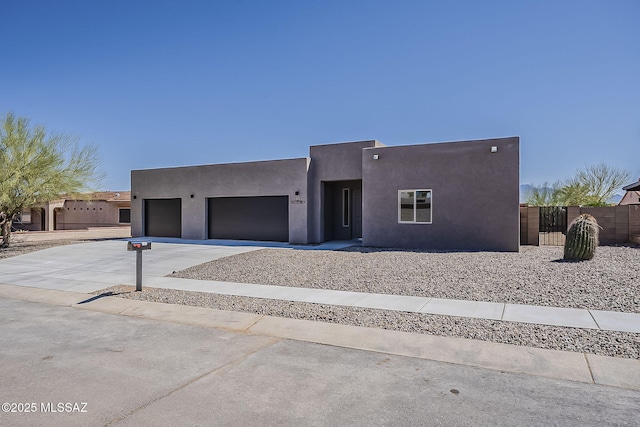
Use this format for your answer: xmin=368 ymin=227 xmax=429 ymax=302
xmin=373 ymin=154 xmax=379 ymax=160
xmin=490 ymin=146 xmax=498 ymax=153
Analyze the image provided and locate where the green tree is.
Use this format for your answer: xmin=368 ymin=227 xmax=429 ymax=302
xmin=0 ymin=112 xmax=103 ymax=247
xmin=526 ymin=163 xmax=630 ymax=207
xmin=554 ymin=181 xmax=594 ymax=206
xmin=569 ymin=163 xmax=630 ymax=206
xmin=524 ymin=181 xmax=563 ymax=206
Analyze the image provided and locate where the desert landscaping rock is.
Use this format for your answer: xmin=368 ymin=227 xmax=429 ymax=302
xmin=106 ymin=243 xmax=639 ymax=360
xmin=7 ymin=238 xmax=639 ymax=360
xmin=170 ymin=245 xmax=640 ymax=313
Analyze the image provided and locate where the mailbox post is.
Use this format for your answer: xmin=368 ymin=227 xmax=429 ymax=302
xmin=127 ymin=240 xmax=151 ymax=291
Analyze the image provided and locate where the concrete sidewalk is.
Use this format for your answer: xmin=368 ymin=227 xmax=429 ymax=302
xmin=0 ymin=240 xmax=639 ymax=334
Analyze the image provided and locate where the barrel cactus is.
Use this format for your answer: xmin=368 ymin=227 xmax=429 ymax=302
xmin=563 ymin=214 xmax=599 ymax=261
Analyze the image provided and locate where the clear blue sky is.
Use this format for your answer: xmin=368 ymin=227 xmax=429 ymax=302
xmin=2 ymin=0 xmax=639 ymax=191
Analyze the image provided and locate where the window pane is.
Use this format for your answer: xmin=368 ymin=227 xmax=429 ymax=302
xmin=415 ymin=191 xmax=431 ymax=223
xmin=342 ymin=189 xmax=350 ymax=227
xmin=119 ymin=208 xmax=131 ymax=224
xmin=400 ymin=191 xmax=414 ymax=222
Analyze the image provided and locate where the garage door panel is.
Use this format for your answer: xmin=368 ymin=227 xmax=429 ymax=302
xmin=208 ymin=196 xmax=288 ymax=242
xmin=145 ymin=198 xmax=182 ymax=238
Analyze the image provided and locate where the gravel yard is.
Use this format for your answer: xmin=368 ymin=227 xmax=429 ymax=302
xmin=171 ymin=244 xmax=640 ymax=313
xmin=4 ymin=238 xmax=638 ymax=359
xmin=97 ymin=243 xmax=640 ymax=360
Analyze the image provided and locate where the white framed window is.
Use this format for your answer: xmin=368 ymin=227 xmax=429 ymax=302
xmin=398 ymin=190 xmax=432 ymax=224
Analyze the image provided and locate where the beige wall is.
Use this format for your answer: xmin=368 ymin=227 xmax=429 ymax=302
xmin=19 ymin=201 xmax=130 ymax=231
xmin=56 ymin=200 xmax=130 ymax=230
xmin=570 ymin=206 xmax=629 ymax=245
xmin=521 ymin=205 xmax=639 ymax=245
xmin=619 ymin=191 xmax=640 ymax=205
xmin=519 ymin=206 xmax=539 ymax=246
xmin=630 ymin=205 xmax=640 ymax=235
xmin=21 ymin=208 xmax=44 ymax=231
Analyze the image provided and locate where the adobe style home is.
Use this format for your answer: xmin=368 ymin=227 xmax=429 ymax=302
xmin=17 ymin=192 xmax=131 ymax=231
xmin=131 ymin=137 xmax=520 ymax=251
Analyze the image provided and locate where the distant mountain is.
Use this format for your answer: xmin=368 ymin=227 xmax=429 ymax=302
xmin=519 ymin=184 xmax=553 ymax=203
xmin=519 ymin=184 xmax=533 ymax=203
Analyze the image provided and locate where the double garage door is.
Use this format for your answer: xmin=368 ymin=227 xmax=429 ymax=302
xmin=208 ymin=196 xmax=289 ymax=242
xmin=144 ymin=196 xmax=288 ymax=242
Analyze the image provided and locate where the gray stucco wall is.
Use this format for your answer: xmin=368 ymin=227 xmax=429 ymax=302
xmin=307 ymin=140 xmax=383 ymax=243
xmin=361 ymin=137 xmax=520 ymax=251
xmin=131 ymin=158 xmax=310 ymax=243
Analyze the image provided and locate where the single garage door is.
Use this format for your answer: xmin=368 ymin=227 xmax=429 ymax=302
xmin=145 ymin=198 xmax=182 ymax=238
xmin=208 ymin=196 xmax=288 ymax=242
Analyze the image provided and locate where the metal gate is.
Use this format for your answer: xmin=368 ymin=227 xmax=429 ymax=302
xmin=539 ymin=206 xmax=567 ymax=245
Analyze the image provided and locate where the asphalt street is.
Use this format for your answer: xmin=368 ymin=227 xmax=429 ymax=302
xmin=1 ymin=297 xmax=638 ymax=427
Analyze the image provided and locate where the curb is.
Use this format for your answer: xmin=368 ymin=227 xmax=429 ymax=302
xmin=1 ymin=282 xmax=639 ymax=391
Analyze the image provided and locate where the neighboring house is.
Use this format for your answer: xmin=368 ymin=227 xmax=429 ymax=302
xmin=17 ymin=191 xmax=131 ymax=231
xmin=619 ymin=178 xmax=640 ymax=205
xmin=131 ymin=137 xmax=520 ymax=251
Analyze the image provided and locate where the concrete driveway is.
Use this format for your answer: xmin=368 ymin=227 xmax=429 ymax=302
xmin=1 ymin=297 xmax=639 ymax=427
xmin=0 ymin=240 xmax=262 ymax=293
xmin=11 ymin=227 xmax=131 ymax=242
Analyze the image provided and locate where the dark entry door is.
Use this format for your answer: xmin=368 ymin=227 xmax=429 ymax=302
xmin=323 ymin=180 xmax=362 ymax=241
xmin=208 ymin=196 xmax=289 ymax=242
xmin=352 ymin=188 xmax=362 ymax=238
xmin=144 ymin=198 xmax=182 ymax=238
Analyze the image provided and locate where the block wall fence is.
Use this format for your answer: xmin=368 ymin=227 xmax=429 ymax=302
xmin=520 ymin=205 xmax=640 ymax=246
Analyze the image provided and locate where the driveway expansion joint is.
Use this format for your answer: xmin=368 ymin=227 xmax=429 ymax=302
xmin=588 ymin=310 xmax=602 ymax=330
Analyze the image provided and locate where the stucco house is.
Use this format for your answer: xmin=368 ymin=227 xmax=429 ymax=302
xmin=131 ymin=137 xmax=520 ymax=251
xmin=619 ymin=178 xmax=640 ymax=205
xmin=18 ymin=191 xmax=131 ymax=231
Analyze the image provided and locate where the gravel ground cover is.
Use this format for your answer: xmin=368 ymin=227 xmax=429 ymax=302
xmin=4 ymin=238 xmax=638 ymax=359
xmin=98 ymin=243 xmax=640 ymax=360
xmin=97 ymin=284 xmax=640 ymax=359
xmin=170 ymin=245 xmax=640 ymax=313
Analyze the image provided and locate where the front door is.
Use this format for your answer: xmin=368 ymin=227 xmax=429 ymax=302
xmin=352 ymin=188 xmax=362 ymax=239
xmin=323 ymin=180 xmax=362 ymax=241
